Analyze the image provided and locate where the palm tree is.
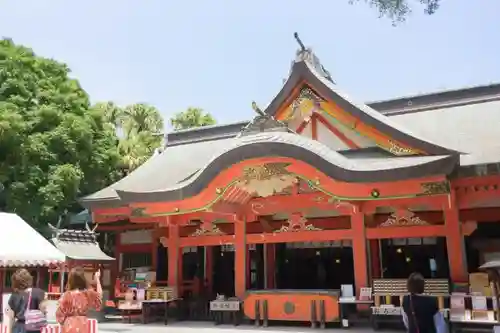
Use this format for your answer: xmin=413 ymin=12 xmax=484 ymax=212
xmin=94 ymin=101 xmax=124 ymax=131
xmin=123 ymin=103 xmax=164 ymax=136
xmin=170 ymin=107 xmax=216 ymax=131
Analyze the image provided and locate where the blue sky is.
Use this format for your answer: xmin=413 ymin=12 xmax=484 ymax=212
xmin=1 ymin=0 xmax=499 ymax=128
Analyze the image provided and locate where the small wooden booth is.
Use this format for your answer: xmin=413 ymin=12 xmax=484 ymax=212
xmin=47 ymin=223 xmax=115 ymax=306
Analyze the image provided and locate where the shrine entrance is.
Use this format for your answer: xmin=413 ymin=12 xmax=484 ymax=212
xmin=212 ymin=245 xmax=235 ymax=296
xmin=276 ymin=241 xmax=354 ymax=290
xmin=380 ymin=237 xmax=449 ymax=278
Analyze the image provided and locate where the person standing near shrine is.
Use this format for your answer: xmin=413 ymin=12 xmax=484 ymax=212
xmin=6 ymin=269 xmax=47 ymax=333
xmin=55 ymin=267 xmax=102 ymax=333
xmin=401 ymin=272 xmax=447 ymax=333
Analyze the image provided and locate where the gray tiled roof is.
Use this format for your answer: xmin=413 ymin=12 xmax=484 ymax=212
xmin=82 ymin=137 xmax=235 ymax=205
xmin=391 ymin=100 xmax=500 ymax=156
xmin=51 ymin=229 xmax=114 ymax=261
xmin=86 ymin=131 xmax=456 ymax=205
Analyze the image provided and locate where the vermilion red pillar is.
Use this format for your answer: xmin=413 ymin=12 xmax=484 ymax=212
xmin=234 ymin=219 xmax=246 ymax=298
xmin=167 ymin=224 xmax=180 ymax=293
xmin=351 ymin=211 xmax=368 ymax=297
xmin=444 ymin=204 xmax=468 ymax=282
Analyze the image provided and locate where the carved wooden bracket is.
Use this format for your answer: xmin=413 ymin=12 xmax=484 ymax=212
xmin=274 ymin=213 xmax=322 ymax=233
xmin=190 ymin=224 xmax=226 ymax=237
xmin=379 ymin=210 xmax=428 ymax=227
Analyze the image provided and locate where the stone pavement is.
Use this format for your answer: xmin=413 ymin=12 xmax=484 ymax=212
xmin=97 ymin=321 xmax=396 ymax=333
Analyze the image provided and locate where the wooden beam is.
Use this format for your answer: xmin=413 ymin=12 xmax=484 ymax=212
xmin=314 ymin=112 xmax=359 ymax=149
xmin=247 ymin=229 xmax=352 ymax=244
xmin=248 ymin=192 xmax=355 ymax=216
xmin=366 ymin=225 xmax=447 ymax=239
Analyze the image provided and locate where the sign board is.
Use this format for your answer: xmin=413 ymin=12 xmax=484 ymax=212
xmin=210 ymin=300 xmax=240 ymax=311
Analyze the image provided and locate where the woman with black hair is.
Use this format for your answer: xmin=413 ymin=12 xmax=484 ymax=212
xmin=401 ymin=272 xmax=447 ymax=333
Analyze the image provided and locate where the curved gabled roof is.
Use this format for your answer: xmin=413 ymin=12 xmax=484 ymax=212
xmin=264 ymin=50 xmax=460 ymax=156
xmin=115 ymin=131 xmax=457 ymax=204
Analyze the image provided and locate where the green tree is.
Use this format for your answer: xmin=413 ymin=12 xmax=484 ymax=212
xmin=93 ymin=101 xmax=124 ymax=132
xmin=90 ymin=102 xmax=165 ymax=172
xmin=353 ymin=0 xmax=440 ymax=23
xmin=0 ymin=38 xmax=122 ymax=229
xmin=123 ymin=103 xmax=164 ymax=136
xmin=170 ymin=107 xmax=216 ymax=131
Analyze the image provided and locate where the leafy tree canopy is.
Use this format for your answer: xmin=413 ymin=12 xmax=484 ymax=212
xmin=93 ymin=101 xmax=164 ymax=172
xmin=0 ymin=38 xmax=122 ymax=229
xmin=170 ymin=107 xmax=216 ymax=131
xmin=353 ymin=0 xmax=440 ymax=23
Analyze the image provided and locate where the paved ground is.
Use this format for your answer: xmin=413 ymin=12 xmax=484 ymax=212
xmin=97 ymin=321 xmax=397 ymax=333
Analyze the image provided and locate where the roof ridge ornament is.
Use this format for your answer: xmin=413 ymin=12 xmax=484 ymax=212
xmin=238 ymin=101 xmax=291 ymax=136
xmin=292 ymin=32 xmax=335 ymax=84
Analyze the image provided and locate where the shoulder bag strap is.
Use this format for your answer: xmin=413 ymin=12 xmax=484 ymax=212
xmin=25 ymin=289 xmax=33 ymax=313
xmin=409 ymin=294 xmax=420 ymax=333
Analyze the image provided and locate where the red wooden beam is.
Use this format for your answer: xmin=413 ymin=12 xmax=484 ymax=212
xmin=311 ymin=113 xmax=318 ymax=140
xmin=366 ymin=225 xmax=446 ymax=239
xmin=361 ymin=195 xmax=449 ymax=214
xmin=248 ymin=192 xmax=355 ymax=216
xmin=247 ymin=228 xmax=352 ymax=244
xmin=296 ymin=118 xmax=311 ymax=134
xmin=314 ymin=112 xmax=359 ymax=149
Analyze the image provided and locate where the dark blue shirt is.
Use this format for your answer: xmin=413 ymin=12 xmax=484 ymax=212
xmin=402 ymin=294 xmax=439 ymax=333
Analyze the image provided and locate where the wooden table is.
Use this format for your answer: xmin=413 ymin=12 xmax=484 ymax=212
xmin=450 ymin=316 xmax=500 ymax=332
xmin=210 ymin=300 xmax=242 ymax=326
xmin=142 ymin=298 xmax=182 ymax=325
xmin=118 ymin=303 xmax=142 ymax=323
xmin=338 ymin=298 xmax=373 ymax=328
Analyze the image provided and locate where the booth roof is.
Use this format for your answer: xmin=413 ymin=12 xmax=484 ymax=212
xmin=0 ymin=212 xmax=66 ymax=267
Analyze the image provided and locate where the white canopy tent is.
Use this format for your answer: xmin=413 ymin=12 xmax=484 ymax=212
xmin=0 ymin=212 xmax=66 ymax=266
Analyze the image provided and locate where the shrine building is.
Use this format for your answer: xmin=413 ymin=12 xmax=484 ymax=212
xmin=80 ymin=36 xmax=500 ymax=304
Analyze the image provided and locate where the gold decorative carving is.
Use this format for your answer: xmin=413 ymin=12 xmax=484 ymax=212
xmin=243 ymin=162 xmax=291 ymax=181
xmin=238 ymin=162 xmax=296 ymax=197
xmin=131 ymin=207 xmax=147 ymax=217
xmin=387 ymin=140 xmax=415 ymax=156
xmin=379 ymin=210 xmax=428 ymax=227
xmin=274 ymin=214 xmax=322 ymax=233
xmin=190 ymin=224 xmax=226 ymax=237
xmin=419 ymin=181 xmax=450 ymax=196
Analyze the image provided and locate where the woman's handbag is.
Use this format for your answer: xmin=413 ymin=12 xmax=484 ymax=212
xmin=24 ymin=290 xmax=48 ymax=331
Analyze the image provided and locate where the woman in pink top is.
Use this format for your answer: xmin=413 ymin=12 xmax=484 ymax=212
xmin=55 ymin=267 xmax=102 ymax=333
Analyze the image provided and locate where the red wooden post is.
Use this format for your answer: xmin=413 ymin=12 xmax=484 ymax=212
xmin=351 ymin=211 xmax=368 ymax=297
xmin=445 ymin=193 xmax=468 ymax=282
xmin=167 ymin=223 xmax=180 ymax=293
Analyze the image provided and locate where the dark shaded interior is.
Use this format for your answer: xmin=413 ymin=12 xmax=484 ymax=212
xmin=276 ymin=244 xmax=354 ymax=290
xmin=380 ymin=238 xmax=449 ymax=278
